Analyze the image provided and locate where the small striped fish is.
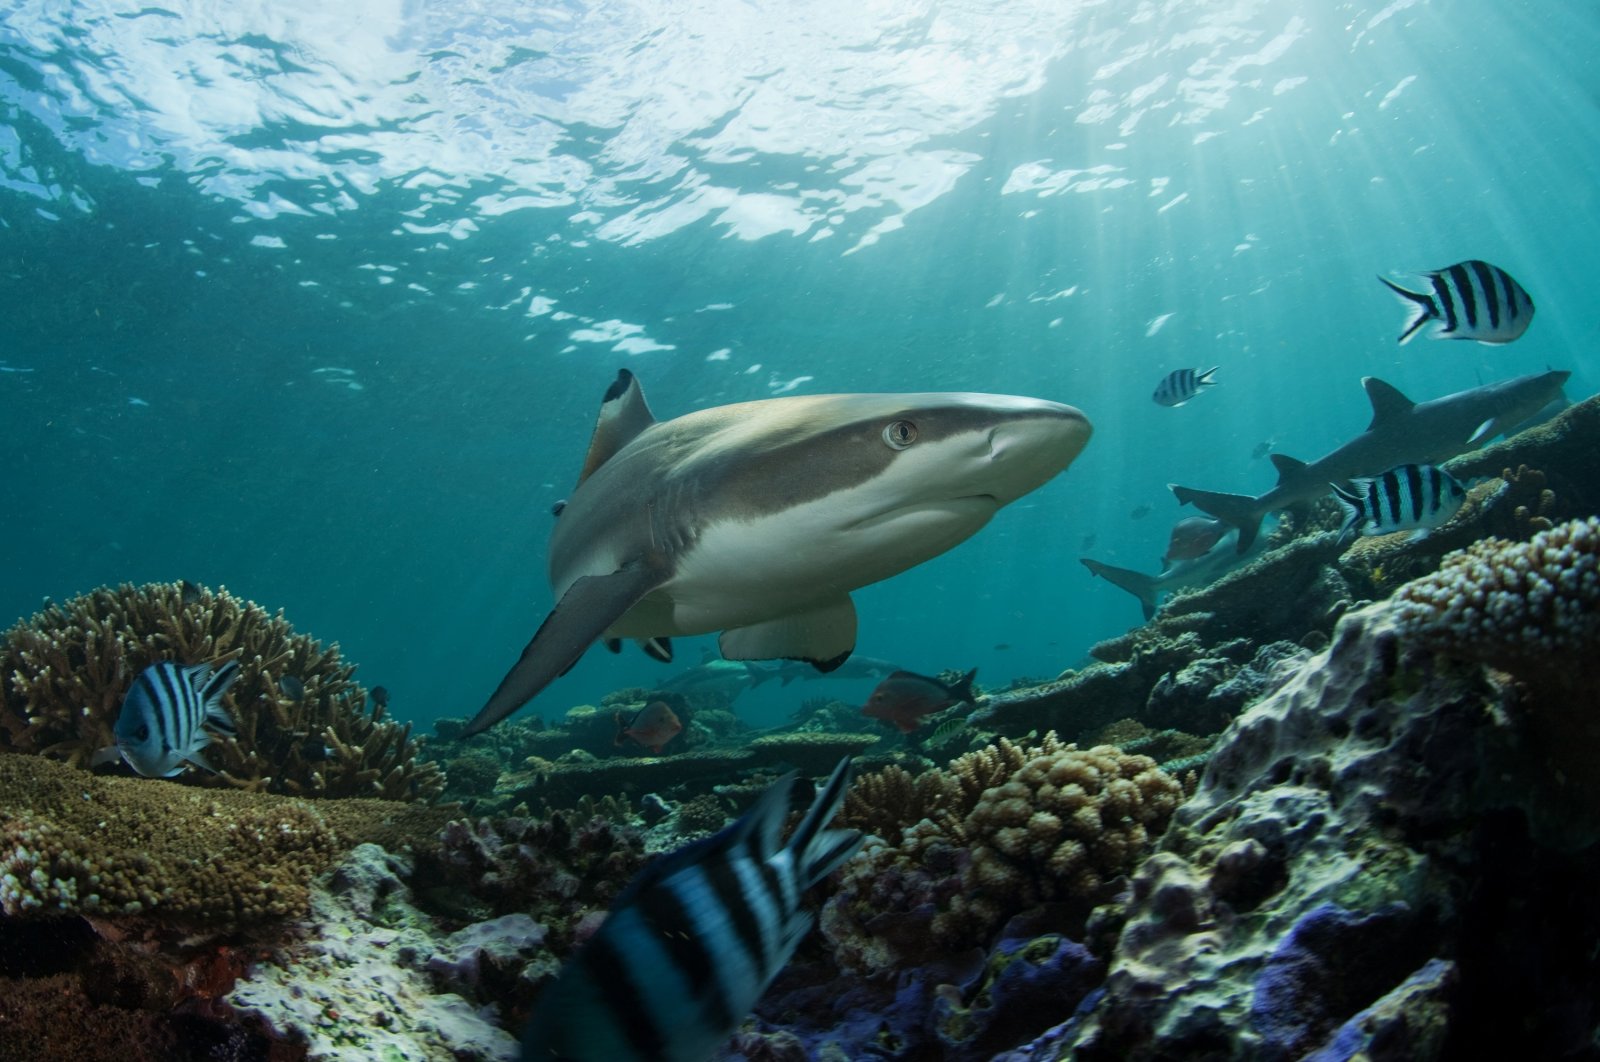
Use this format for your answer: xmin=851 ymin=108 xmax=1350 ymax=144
xmin=521 ymin=758 xmax=863 ymax=1062
xmin=1153 ymin=367 xmax=1218 ymax=407
xmin=1332 ymin=464 xmax=1466 ymax=545
xmin=97 ymin=659 xmax=240 ymax=777
xmin=1380 ymin=260 xmax=1534 ymax=345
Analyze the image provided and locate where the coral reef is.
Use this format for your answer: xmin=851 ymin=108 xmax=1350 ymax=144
xmin=1046 ymin=594 xmax=1600 ymax=1059
xmin=495 ymin=731 xmax=880 ymax=808
xmin=1391 ymin=516 xmax=1600 ymax=682
xmin=975 ymin=636 xmax=1304 ymax=743
xmin=0 ymin=913 xmax=303 ymax=1062
xmin=228 ymin=844 xmax=520 ymax=1062
xmin=0 ymin=581 xmax=442 ymax=801
xmin=823 ymin=735 xmax=1182 ymax=976
xmin=410 ymin=809 xmax=645 ymax=947
xmin=0 ymin=751 xmax=450 ymax=926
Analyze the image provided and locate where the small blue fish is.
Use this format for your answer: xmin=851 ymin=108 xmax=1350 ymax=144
xmin=521 ymin=758 xmax=863 ymax=1061
xmin=94 ymin=660 xmax=240 ymax=777
xmin=1153 ymin=367 xmax=1218 ymax=407
xmin=1332 ymin=464 xmax=1466 ymax=545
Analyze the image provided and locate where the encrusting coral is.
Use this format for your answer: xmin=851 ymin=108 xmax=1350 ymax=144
xmin=0 ymin=752 xmax=449 ymax=926
xmin=824 ymin=734 xmax=1183 ymax=975
xmin=0 ymin=580 xmax=442 ymax=801
xmin=410 ymin=809 xmax=646 ymax=951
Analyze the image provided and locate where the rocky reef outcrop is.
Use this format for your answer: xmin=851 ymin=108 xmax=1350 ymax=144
xmin=1035 ymin=523 xmax=1600 ymax=1059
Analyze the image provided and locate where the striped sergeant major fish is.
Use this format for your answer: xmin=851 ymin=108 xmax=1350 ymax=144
xmin=521 ymin=757 xmax=864 ymax=1062
xmin=1332 ymin=463 xmax=1466 ymax=546
xmin=92 ymin=659 xmax=241 ymax=777
xmin=1153 ymin=367 xmax=1217 ymax=407
xmin=1380 ymin=260 xmax=1534 ymax=345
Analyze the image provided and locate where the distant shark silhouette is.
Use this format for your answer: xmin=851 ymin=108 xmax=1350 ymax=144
xmin=1171 ymin=369 xmax=1570 ymax=553
xmin=1082 ymin=526 xmax=1266 ymax=621
xmin=463 ymin=370 xmax=1091 ymax=736
xmin=747 ymin=654 xmax=905 ymax=687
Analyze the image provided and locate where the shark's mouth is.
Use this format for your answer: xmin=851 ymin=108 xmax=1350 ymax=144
xmin=846 ymin=494 xmax=998 ymax=534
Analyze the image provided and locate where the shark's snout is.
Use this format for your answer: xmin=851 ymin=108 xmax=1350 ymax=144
xmin=981 ymin=401 xmax=1093 ymax=502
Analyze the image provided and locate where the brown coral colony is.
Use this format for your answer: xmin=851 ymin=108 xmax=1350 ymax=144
xmin=1 ymin=580 xmax=441 ymax=802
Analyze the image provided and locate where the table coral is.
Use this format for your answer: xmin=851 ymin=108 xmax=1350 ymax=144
xmin=0 ymin=751 xmax=449 ymax=926
xmin=0 ymin=581 xmax=442 ymax=801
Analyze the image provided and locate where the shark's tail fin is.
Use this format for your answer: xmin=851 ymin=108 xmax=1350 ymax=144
xmin=1080 ymin=559 xmax=1161 ymax=621
xmin=1378 ymin=275 xmax=1437 ymax=345
xmin=1169 ymin=484 xmax=1265 ymax=554
xmin=948 ymin=667 xmax=979 ymax=705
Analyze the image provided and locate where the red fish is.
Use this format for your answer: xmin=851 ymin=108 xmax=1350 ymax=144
xmin=862 ymin=668 xmax=977 ymax=734
xmin=1163 ymin=515 xmax=1230 ymax=564
xmin=615 ymin=701 xmax=683 ymax=754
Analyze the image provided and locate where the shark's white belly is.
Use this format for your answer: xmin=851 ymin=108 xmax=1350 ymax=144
xmin=599 ymin=495 xmax=999 ymax=637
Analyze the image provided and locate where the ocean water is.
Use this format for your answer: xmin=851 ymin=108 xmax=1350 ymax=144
xmin=2 ymin=0 xmax=1596 ymax=732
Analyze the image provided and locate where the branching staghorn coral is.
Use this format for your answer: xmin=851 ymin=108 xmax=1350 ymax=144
xmin=1 ymin=581 xmax=441 ymax=801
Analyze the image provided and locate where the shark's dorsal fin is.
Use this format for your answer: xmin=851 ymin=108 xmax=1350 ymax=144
xmin=1362 ymin=376 xmax=1415 ymax=430
xmin=1268 ymin=453 xmax=1308 ymax=485
xmin=577 ymin=369 xmax=657 ymax=486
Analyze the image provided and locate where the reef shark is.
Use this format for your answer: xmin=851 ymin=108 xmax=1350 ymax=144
xmin=747 ymin=654 xmax=905 ymax=687
xmin=1081 ymin=526 xmax=1266 ymax=621
xmin=1171 ymin=369 xmax=1570 ymax=553
xmin=463 ymin=369 xmax=1092 ymax=736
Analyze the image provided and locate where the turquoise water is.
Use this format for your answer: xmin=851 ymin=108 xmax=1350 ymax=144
xmin=2 ymin=0 xmax=1596 ymax=731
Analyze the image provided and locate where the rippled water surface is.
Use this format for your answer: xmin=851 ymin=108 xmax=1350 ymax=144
xmin=3 ymin=0 xmax=1597 ymax=724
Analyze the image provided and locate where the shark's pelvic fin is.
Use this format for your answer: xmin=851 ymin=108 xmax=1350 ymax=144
xmin=463 ymin=565 xmax=668 ymax=736
xmin=1362 ymin=376 xmax=1416 ymax=430
xmin=718 ymin=595 xmax=858 ymax=670
xmin=1080 ymin=559 xmax=1161 ymax=621
xmin=1169 ymin=484 xmax=1265 ymax=554
xmin=576 ymin=369 xmax=658 ymax=487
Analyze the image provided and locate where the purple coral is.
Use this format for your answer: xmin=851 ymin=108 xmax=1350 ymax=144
xmin=1249 ymin=901 xmax=1430 ymax=1061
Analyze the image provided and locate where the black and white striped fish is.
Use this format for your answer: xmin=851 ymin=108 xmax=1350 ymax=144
xmin=1331 ymin=464 xmax=1466 ymax=545
xmin=1379 ymin=260 xmax=1534 ymax=345
xmin=521 ymin=757 xmax=863 ymax=1062
xmin=94 ymin=659 xmax=240 ymax=777
xmin=1153 ymin=367 xmax=1218 ymax=407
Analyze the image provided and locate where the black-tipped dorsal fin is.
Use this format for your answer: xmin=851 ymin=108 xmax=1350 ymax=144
xmin=577 ymin=369 xmax=657 ymax=486
xmin=1362 ymin=376 xmax=1415 ymax=430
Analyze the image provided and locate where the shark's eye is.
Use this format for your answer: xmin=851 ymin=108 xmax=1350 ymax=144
xmin=882 ymin=420 xmax=918 ymax=450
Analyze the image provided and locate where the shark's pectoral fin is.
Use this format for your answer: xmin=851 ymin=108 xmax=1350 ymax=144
xmin=718 ymin=596 xmax=857 ymax=671
xmin=464 ymin=566 xmax=667 ymax=737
